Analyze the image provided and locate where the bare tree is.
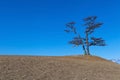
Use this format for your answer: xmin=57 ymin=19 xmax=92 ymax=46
xmin=64 ymin=16 xmax=106 ymax=55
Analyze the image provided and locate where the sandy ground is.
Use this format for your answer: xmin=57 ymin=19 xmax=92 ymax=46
xmin=0 ymin=55 xmax=120 ymax=80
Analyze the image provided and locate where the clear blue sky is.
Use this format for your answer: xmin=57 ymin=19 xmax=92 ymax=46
xmin=0 ymin=0 xmax=120 ymax=59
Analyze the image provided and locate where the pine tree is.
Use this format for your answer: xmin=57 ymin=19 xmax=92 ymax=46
xmin=64 ymin=16 xmax=106 ymax=55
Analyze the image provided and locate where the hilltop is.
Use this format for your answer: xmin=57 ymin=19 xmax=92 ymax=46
xmin=0 ymin=55 xmax=120 ymax=80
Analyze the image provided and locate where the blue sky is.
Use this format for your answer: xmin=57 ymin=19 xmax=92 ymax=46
xmin=0 ymin=0 xmax=120 ymax=59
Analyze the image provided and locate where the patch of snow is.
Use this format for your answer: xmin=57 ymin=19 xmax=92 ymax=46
xmin=110 ymin=58 xmax=120 ymax=64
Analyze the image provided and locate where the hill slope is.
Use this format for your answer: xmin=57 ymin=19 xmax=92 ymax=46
xmin=0 ymin=55 xmax=120 ymax=80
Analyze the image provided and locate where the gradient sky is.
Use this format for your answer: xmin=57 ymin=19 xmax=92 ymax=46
xmin=0 ymin=0 xmax=120 ymax=59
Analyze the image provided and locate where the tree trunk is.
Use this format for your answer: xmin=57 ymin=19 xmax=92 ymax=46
xmin=86 ymin=45 xmax=90 ymax=55
xmin=78 ymin=34 xmax=87 ymax=55
xmin=86 ymin=32 xmax=90 ymax=55
xmin=82 ymin=45 xmax=87 ymax=55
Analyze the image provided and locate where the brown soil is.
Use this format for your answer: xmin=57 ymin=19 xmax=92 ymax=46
xmin=0 ymin=55 xmax=120 ymax=80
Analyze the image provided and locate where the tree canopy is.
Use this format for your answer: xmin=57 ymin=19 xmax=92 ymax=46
xmin=64 ymin=16 xmax=106 ymax=55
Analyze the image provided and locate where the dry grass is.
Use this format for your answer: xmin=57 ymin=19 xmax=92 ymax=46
xmin=0 ymin=55 xmax=120 ymax=80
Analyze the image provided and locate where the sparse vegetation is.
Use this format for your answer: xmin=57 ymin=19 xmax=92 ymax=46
xmin=0 ymin=56 xmax=120 ymax=80
xmin=64 ymin=16 xmax=106 ymax=55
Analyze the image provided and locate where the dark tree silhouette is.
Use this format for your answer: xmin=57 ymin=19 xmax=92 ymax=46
xmin=64 ymin=16 xmax=106 ymax=55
